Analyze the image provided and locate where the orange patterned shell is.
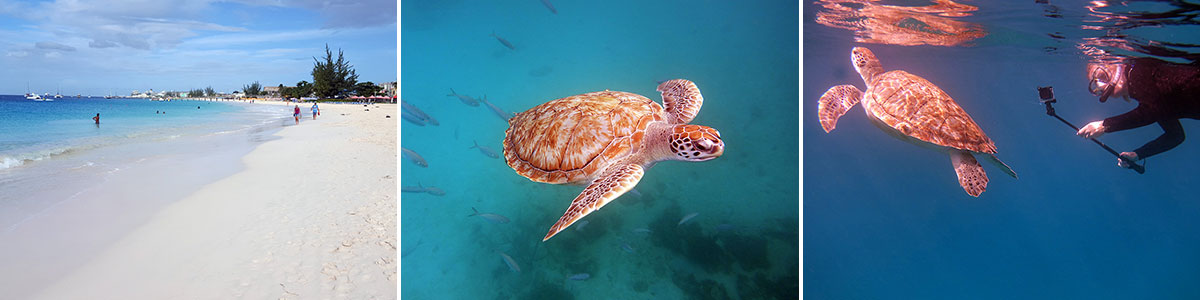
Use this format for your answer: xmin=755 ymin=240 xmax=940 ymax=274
xmin=504 ymin=90 xmax=664 ymax=184
xmin=866 ymin=70 xmax=997 ymax=154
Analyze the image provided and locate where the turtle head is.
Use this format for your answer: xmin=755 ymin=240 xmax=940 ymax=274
xmin=851 ymin=47 xmax=884 ymax=84
xmin=668 ymin=125 xmax=724 ymax=162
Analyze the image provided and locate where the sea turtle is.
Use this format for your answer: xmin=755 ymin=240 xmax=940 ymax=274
xmin=503 ymin=79 xmax=725 ymax=241
xmin=818 ymin=47 xmax=1016 ymax=197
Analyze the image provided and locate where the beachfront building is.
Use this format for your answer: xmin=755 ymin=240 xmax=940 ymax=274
xmin=263 ymin=86 xmax=281 ymax=97
xmin=380 ymin=81 xmax=396 ymax=97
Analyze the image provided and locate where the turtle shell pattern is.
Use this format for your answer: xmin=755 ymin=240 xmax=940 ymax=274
xmin=866 ymin=70 xmax=997 ymax=154
xmin=504 ymin=90 xmax=664 ymax=185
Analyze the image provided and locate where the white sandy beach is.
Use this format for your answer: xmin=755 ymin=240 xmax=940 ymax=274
xmin=32 ymin=102 xmax=398 ymax=299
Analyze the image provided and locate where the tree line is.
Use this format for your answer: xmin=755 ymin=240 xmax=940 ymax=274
xmin=184 ymin=44 xmax=384 ymax=99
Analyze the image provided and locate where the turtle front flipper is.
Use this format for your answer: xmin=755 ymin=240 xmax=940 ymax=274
xmin=950 ymin=150 xmax=989 ymax=197
xmin=818 ymin=85 xmax=863 ymax=132
xmin=544 ymin=164 xmax=645 ymax=241
xmin=657 ymin=79 xmax=704 ymax=124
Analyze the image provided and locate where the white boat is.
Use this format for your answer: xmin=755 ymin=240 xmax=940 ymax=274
xmin=25 ymin=93 xmax=42 ymax=100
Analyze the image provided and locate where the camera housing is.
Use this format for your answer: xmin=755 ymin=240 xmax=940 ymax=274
xmin=1037 ymin=86 xmax=1056 ymax=103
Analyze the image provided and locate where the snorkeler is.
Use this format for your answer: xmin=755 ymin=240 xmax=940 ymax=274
xmin=1076 ymin=57 xmax=1200 ymax=168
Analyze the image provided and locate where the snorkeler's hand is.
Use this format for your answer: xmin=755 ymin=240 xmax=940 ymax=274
xmin=1077 ymin=121 xmax=1107 ymax=139
xmin=1117 ymin=152 xmax=1138 ymax=168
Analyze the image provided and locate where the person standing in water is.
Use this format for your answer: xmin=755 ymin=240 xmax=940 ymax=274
xmin=1077 ymin=57 xmax=1200 ymax=169
xmin=92 ymin=113 xmax=100 ymax=125
xmin=311 ymin=102 xmax=320 ymax=120
xmin=293 ymin=105 xmax=301 ymax=124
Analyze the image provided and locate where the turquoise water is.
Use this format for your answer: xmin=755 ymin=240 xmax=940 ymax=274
xmin=1 ymin=96 xmax=240 ymax=165
xmin=401 ymin=0 xmax=798 ymax=299
xmin=806 ymin=1 xmax=1200 ymax=299
xmin=0 ymin=96 xmax=290 ymax=298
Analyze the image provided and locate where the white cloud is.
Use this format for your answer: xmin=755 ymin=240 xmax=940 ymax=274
xmin=35 ymin=41 xmax=76 ymax=51
xmin=183 ymin=29 xmax=338 ymax=48
xmin=89 ymin=40 xmax=119 ymax=48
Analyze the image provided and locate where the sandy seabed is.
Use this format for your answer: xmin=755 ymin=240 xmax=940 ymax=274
xmin=32 ymin=102 xmax=398 ymax=299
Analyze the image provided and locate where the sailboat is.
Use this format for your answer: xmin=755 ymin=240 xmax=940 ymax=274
xmin=25 ymin=83 xmax=44 ymax=100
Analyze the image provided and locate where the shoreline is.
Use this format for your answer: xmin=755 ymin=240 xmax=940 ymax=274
xmin=30 ymin=103 xmax=397 ymax=299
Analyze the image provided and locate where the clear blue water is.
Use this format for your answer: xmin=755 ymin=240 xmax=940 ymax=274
xmin=806 ymin=1 xmax=1200 ymax=299
xmin=0 ymin=96 xmax=240 ymax=167
xmin=0 ymin=96 xmax=290 ymax=297
xmin=401 ymin=0 xmax=798 ymax=299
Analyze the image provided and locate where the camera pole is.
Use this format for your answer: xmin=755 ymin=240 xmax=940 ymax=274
xmin=1038 ymin=86 xmax=1145 ymax=174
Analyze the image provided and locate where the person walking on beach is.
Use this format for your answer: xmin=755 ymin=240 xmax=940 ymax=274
xmin=293 ymin=105 xmax=301 ymax=124
xmin=92 ymin=113 xmax=100 ymax=125
xmin=311 ymin=102 xmax=320 ymax=120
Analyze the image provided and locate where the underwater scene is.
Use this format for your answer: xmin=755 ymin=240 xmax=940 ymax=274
xmin=806 ymin=0 xmax=1200 ymax=299
xmin=401 ymin=0 xmax=798 ymax=299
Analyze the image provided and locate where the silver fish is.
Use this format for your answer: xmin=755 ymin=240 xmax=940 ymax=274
xmin=401 ymin=185 xmax=425 ymax=193
xmin=541 ymin=0 xmax=557 ymax=14
xmin=422 ymin=113 xmax=439 ymax=126
xmin=677 ymin=212 xmax=699 ymax=226
xmin=481 ymin=95 xmax=514 ymax=122
xmin=627 ymin=188 xmax=643 ymax=197
xmin=499 ymin=252 xmax=521 ymax=273
xmin=490 ymin=31 xmax=515 ymax=50
xmin=401 ymin=147 xmax=428 ymax=167
xmin=447 ymin=88 xmax=480 ymax=106
xmin=632 ymin=228 xmax=652 ymax=234
xmin=470 ymin=140 xmax=500 ymax=159
xmin=423 ymin=185 xmax=446 ymax=196
xmin=470 ymin=207 xmax=510 ymax=224
xmin=575 ymin=220 xmax=590 ymax=231
xmin=401 ymin=99 xmax=439 ymax=126
xmin=620 ymin=242 xmax=635 ymax=254
xmin=567 ymin=273 xmax=591 ymax=281
xmin=401 ymin=110 xmax=426 ymax=126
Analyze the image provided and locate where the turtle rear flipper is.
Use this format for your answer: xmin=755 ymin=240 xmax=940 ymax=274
xmin=950 ymin=150 xmax=989 ymax=197
xmin=983 ymin=154 xmax=1017 ymax=179
xmin=818 ymin=85 xmax=863 ymax=132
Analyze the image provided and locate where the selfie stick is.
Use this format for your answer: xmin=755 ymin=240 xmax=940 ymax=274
xmin=1038 ymin=86 xmax=1144 ymax=174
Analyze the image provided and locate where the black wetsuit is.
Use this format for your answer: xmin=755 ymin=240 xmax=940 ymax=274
xmin=1102 ymin=57 xmax=1200 ymax=159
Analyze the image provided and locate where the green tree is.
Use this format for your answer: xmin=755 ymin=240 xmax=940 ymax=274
xmin=311 ymin=44 xmax=358 ymax=98
xmin=188 ymin=89 xmax=205 ymax=98
xmin=353 ymin=81 xmax=381 ymax=96
xmin=243 ymin=81 xmax=262 ymax=96
xmin=204 ymin=86 xmax=215 ymax=97
xmin=286 ymin=80 xmax=312 ymax=99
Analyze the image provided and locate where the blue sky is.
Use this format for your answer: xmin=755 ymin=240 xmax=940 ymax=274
xmin=0 ymin=0 xmax=395 ymax=96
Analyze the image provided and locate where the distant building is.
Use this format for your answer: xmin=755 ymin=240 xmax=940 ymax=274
xmin=263 ymin=86 xmax=281 ymax=97
xmin=380 ymin=81 xmax=396 ymax=97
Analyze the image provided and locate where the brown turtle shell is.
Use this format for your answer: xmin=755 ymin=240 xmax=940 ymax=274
xmin=865 ymin=70 xmax=997 ymax=154
xmin=503 ymin=90 xmax=664 ymax=184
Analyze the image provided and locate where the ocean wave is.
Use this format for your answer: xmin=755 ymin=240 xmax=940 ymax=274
xmin=0 ymin=146 xmax=86 ymax=170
